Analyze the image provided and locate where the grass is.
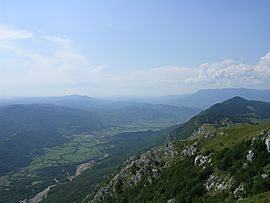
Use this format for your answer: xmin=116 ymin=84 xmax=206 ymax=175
xmin=28 ymin=134 xmax=102 ymax=170
xmin=239 ymin=191 xmax=270 ymax=203
xmin=200 ymin=122 xmax=270 ymax=152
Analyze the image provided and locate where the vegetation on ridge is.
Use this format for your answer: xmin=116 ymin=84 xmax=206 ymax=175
xmin=169 ymin=97 xmax=270 ymax=140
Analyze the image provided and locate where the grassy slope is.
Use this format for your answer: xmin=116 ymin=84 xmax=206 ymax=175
xmin=97 ymin=122 xmax=270 ymax=203
xmin=200 ymin=122 xmax=270 ymax=152
xmin=240 ymin=191 xmax=270 ymax=203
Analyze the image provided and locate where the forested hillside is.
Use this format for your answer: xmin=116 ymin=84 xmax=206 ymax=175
xmin=169 ymin=97 xmax=270 ymax=140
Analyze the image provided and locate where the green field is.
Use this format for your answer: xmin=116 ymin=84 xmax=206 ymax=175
xmin=0 ymin=133 xmax=105 ymax=203
xmin=0 ymin=125 xmax=169 ymax=203
xmin=100 ymin=121 xmax=178 ymax=137
xmin=28 ymin=134 xmax=102 ymax=170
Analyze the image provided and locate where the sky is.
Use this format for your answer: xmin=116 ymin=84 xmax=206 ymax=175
xmin=0 ymin=0 xmax=270 ymax=97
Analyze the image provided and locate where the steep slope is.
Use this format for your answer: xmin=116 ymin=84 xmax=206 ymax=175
xmin=88 ymin=123 xmax=270 ymax=203
xmin=85 ymin=100 xmax=270 ymax=203
xmin=169 ymin=97 xmax=270 ymax=140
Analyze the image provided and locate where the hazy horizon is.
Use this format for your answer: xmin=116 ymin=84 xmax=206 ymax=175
xmin=1 ymin=1 xmax=270 ymax=97
xmin=0 ymin=87 xmax=270 ymax=100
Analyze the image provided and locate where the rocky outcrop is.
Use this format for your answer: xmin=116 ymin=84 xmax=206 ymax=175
xmin=167 ymin=198 xmax=176 ymax=203
xmin=265 ymin=130 xmax=270 ymax=152
xmin=233 ymin=183 xmax=245 ymax=198
xmin=246 ymin=150 xmax=254 ymax=162
xmin=194 ymin=154 xmax=211 ymax=167
xmin=205 ymin=175 xmax=232 ymax=194
xmin=88 ymin=126 xmax=270 ymax=203
xmin=90 ymin=142 xmax=179 ymax=203
xmin=182 ymin=142 xmax=197 ymax=156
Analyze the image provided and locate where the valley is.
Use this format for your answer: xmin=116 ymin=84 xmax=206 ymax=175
xmin=0 ymin=1 xmax=269 ymax=202
xmin=0 ymin=105 xmax=177 ymax=203
xmin=2 ymin=94 xmax=270 ymax=203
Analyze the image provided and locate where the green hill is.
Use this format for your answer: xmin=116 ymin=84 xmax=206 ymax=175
xmin=169 ymin=97 xmax=270 ymax=140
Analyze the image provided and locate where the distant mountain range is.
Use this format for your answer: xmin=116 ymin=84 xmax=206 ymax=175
xmin=0 ymin=95 xmax=201 ymax=125
xmin=0 ymin=95 xmax=102 ymax=109
xmin=1 ymin=88 xmax=270 ymax=110
xmin=92 ymin=88 xmax=270 ymax=109
xmin=161 ymin=88 xmax=270 ymax=108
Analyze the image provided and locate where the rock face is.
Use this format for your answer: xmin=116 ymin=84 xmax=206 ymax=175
xmin=233 ymin=183 xmax=245 ymax=198
xmin=261 ymin=173 xmax=268 ymax=179
xmin=194 ymin=154 xmax=211 ymax=167
xmin=265 ymin=130 xmax=270 ymax=152
xmin=90 ymin=142 xmax=179 ymax=203
xmin=182 ymin=142 xmax=197 ymax=156
xmin=205 ymin=175 xmax=217 ymax=191
xmin=205 ymin=175 xmax=232 ymax=194
xmin=246 ymin=150 xmax=254 ymax=162
xmin=167 ymin=198 xmax=176 ymax=203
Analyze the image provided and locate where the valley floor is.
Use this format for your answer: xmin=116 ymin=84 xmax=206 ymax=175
xmin=0 ymin=124 xmax=170 ymax=203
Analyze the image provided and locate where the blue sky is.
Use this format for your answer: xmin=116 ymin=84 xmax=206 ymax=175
xmin=0 ymin=0 xmax=270 ymax=97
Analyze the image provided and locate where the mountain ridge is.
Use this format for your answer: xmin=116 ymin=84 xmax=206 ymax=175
xmin=163 ymin=88 xmax=270 ymax=108
xmin=169 ymin=97 xmax=270 ymax=140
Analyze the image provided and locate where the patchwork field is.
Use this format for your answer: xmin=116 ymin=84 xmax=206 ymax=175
xmin=28 ymin=134 xmax=102 ymax=170
xmin=0 ymin=126 xmax=169 ymax=203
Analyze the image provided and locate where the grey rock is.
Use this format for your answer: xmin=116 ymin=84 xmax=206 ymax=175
xmin=247 ymin=150 xmax=254 ymax=162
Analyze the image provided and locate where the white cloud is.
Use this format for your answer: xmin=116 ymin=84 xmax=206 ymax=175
xmin=0 ymin=23 xmax=270 ymax=97
xmin=42 ymin=35 xmax=72 ymax=48
xmin=0 ymin=24 xmax=34 ymax=40
xmin=255 ymin=52 xmax=270 ymax=77
xmin=0 ymin=24 xmax=104 ymax=95
xmin=185 ymin=53 xmax=270 ymax=89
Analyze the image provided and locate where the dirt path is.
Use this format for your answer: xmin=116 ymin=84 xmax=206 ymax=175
xmin=20 ymin=153 xmax=109 ymax=203
xmin=20 ymin=185 xmax=56 ymax=203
